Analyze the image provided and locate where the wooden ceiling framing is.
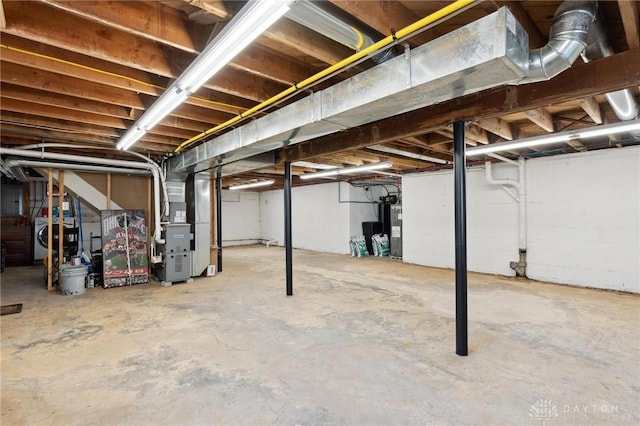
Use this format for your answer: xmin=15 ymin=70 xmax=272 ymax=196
xmin=1 ymin=0 xmax=639 ymax=189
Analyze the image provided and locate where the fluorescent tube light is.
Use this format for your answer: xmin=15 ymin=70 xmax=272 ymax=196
xmin=292 ymin=161 xmax=337 ymax=170
xmin=300 ymin=161 xmax=393 ymax=180
xmin=368 ymin=144 xmax=449 ymax=164
xmin=577 ymin=120 xmax=640 ymax=138
xmin=178 ymin=0 xmax=292 ymax=94
xmin=376 ymin=171 xmax=403 ymax=178
xmin=116 ymin=125 xmax=147 ymax=151
xmin=229 ymin=179 xmax=275 ymax=190
xmin=300 ymin=168 xmax=340 ymax=179
xmin=467 ymin=119 xmax=640 ymax=156
xmin=138 ymin=90 xmax=189 ymax=131
xmin=116 ymin=0 xmax=292 ymax=151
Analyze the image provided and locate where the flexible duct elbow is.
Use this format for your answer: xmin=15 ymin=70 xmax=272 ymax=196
xmin=526 ymin=1 xmax=597 ymax=83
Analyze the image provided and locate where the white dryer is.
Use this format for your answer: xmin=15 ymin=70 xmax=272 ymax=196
xmin=33 ymin=217 xmax=75 ymax=260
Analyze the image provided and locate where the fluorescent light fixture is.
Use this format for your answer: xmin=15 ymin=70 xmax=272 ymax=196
xmin=116 ymin=125 xmax=147 ymax=151
xmin=292 ymin=161 xmax=337 ymax=170
xmin=116 ymin=0 xmax=292 ymax=151
xmin=229 ymin=179 xmax=275 ymax=190
xmin=376 ymin=171 xmax=403 ymax=178
xmin=138 ymin=90 xmax=189 ymax=131
xmin=578 ymin=120 xmax=640 ymax=138
xmin=300 ymin=161 xmax=393 ymax=180
xmin=467 ymin=119 xmax=640 ymax=156
xmin=368 ymin=144 xmax=449 ymax=164
xmin=177 ymin=0 xmax=292 ymax=94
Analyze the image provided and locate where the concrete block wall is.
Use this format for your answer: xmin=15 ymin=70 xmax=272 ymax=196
xmin=258 ymin=182 xmax=381 ymax=254
xmin=525 ymin=147 xmax=639 ymax=292
xmin=402 ymin=146 xmax=640 ymax=293
xmin=403 ymin=166 xmax=519 ymax=276
xmin=221 ymin=190 xmax=261 ymax=246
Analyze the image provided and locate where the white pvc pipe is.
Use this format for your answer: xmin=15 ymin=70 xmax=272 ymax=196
xmin=518 ymin=157 xmax=527 ymax=252
xmin=265 ymin=239 xmax=278 ymax=247
xmin=5 ymin=159 xmax=151 ymax=176
xmin=0 ymin=147 xmax=165 ymax=244
xmin=14 ymin=142 xmax=170 ymax=218
xmin=485 ymin=158 xmax=527 ymax=251
xmin=484 ymin=160 xmax=519 ymax=190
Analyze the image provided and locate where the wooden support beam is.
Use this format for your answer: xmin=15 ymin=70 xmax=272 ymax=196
xmin=58 ymin=170 xmax=64 ymax=268
xmin=0 ymin=61 xmax=146 ymax=109
xmin=387 ymin=140 xmax=452 ymax=162
xmin=0 ymin=0 xmax=6 ymax=29
xmin=0 ymin=111 xmax=116 ymax=136
xmin=0 ymin=124 xmax=117 ymax=146
xmin=41 ymin=0 xmax=203 ymax=53
xmin=0 ymin=34 xmax=250 ymax=115
xmin=464 ymin=124 xmax=490 ymax=144
xmin=475 ymin=117 xmax=513 ymax=140
xmin=0 ymin=84 xmax=131 ymax=119
xmin=0 ymin=95 xmax=219 ymax=137
xmin=184 ymin=0 xmax=230 ymax=19
xmin=278 ymin=49 xmax=640 ymax=163
xmin=185 ymin=0 xmax=351 ymax=69
xmin=3 ymin=0 xmax=174 ymax=76
xmin=0 ymin=97 xmax=127 ymax=129
xmin=524 ymin=108 xmax=555 ymax=132
xmin=2 ymin=1 xmax=285 ymax=103
xmin=577 ymin=97 xmax=603 ymax=124
xmin=329 ymin=0 xmax=440 ymax=47
xmin=47 ymin=169 xmax=53 ymax=291
xmin=617 ymin=0 xmax=640 ymax=49
xmin=264 ymin=20 xmax=353 ymax=66
xmin=228 ymin=45 xmax=312 ymax=86
xmin=106 ymin=173 xmax=111 ymax=210
xmin=435 ymin=128 xmax=477 ymax=146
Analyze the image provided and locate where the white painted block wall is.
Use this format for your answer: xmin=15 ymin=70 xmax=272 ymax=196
xmin=403 ymin=146 xmax=640 ymax=293
xmin=259 ymin=182 xmax=381 ymax=254
xmin=403 ymin=166 xmax=519 ymax=276
xmin=526 ymin=147 xmax=639 ymax=292
xmin=221 ymin=190 xmax=261 ymax=246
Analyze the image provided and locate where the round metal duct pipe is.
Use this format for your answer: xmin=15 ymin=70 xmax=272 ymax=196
xmin=527 ymin=1 xmax=597 ymax=83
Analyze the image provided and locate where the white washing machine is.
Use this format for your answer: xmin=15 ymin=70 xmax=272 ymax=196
xmin=33 ymin=217 xmax=76 ymax=260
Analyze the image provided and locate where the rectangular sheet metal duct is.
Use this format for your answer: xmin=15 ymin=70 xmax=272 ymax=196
xmin=168 ymin=7 xmax=528 ymax=175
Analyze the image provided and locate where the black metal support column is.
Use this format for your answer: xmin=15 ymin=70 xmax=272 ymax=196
xmin=284 ymin=161 xmax=293 ymax=296
xmin=454 ymin=120 xmax=468 ymax=356
xmin=216 ymin=169 xmax=223 ymax=273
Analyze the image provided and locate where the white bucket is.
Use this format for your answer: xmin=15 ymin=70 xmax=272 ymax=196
xmin=60 ymin=265 xmax=88 ymax=296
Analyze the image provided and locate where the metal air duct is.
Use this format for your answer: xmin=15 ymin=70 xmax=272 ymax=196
xmin=169 ymin=2 xmax=597 ymax=175
xmin=582 ymin=14 xmax=639 ymax=140
xmin=526 ymin=1 xmax=596 ymax=83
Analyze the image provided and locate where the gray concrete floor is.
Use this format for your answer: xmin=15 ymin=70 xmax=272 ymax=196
xmin=1 ymin=245 xmax=638 ymax=425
